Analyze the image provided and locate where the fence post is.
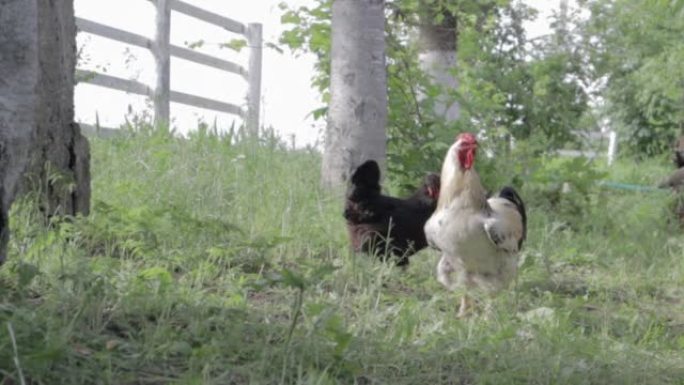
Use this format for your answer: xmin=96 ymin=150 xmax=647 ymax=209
xmin=246 ymin=23 xmax=262 ymax=136
xmin=607 ymin=130 xmax=618 ymax=165
xmin=154 ymin=0 xmax=171 ymax=129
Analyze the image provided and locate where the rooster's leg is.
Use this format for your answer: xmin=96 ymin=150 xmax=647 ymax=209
xmin=457 ymin=294 xmax=473 ymax=318
xmin=458 ymin=274 xmax=478 ymax=318
xmin=437 ymin=255 xmax=456 ymax=290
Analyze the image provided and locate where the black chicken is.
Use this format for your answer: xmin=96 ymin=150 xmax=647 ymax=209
xmin=344 ymin=160 xmax=440 ymax=266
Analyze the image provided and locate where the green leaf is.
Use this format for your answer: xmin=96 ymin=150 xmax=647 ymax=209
xmin=185 ymin=39 xmax=204 ymax=49
xmin=308 ymin=106 xmax=328 ymax=120
xmin=221 ymin=39 xmax=247 ymax=52
xmin=265 ymin=41 xmax=284 ymax=54
xmin=280 ymin=268 xmax=307 ymax=290
xmin=280 ymin=30 xmax=304 ymax=50
xmin=281 ymin=11 xmax=302 ymax=25
xmin=15 ymin=262 xmax=40 ymax=288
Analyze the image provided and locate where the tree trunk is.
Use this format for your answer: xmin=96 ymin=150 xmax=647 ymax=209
xmin=0 ymin=0 xmax=39 ymax=264
xmin=0 ymin=0 xmax=90 ymax=264
xmin=418 ymin=2 xmax=459 ymax=122
xmin=321 ymin=0 xmax=387 ymax=189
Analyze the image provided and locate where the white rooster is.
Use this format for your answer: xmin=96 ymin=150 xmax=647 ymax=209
xmin=424 ymin=132 xmax=527 ymax=317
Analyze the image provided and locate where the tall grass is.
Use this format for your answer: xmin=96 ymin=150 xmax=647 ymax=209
xmin=1 ymin=130 xmax=683 ymax=384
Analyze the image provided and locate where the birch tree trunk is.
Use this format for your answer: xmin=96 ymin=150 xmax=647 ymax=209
xmin=30 ymin=0 xmax=91 ymax=218
xmin=0 ymin=0 xmax=39 ymax=264
xmin=321 ymin=0 xmax=387 ymax=189
xmin=0 ymin=0 xmax=90 ymax=264
xmin=418 ymin=3 xmax=459 ymax=122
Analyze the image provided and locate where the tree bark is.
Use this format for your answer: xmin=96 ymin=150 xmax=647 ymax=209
xmin=0 ymin=0 xmax=39 ymax=264
xmin=321 ymin=0 xmax=387 ymax=189
xmin=0 ymin=0 xmax=90 ymax=264
xmin=418 ymin=2 xmax=459 ymax=122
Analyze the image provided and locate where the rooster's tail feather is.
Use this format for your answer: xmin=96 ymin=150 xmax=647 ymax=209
xmin=497 ymin=186 xmax=527 ymax=241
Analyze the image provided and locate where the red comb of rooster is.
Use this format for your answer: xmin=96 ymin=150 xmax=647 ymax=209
xmin=457 ymin=132 xmax=477 ymax=144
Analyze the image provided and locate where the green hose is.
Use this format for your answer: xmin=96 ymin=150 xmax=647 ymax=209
xmin=597 ymin=181 xmax=665 ymax=193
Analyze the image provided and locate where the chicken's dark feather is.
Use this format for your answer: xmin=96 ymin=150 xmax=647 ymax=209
xmin=350 ymin=160 xmax=381 ymax=190
xmin=497 ymin=186 xmax=527 ymax=249
xmin=344 ymin=160 xmax=440 ymax=266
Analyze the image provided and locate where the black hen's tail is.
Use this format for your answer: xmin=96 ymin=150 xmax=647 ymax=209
xmin=498 ymin=186 xmax=527 ymax=243
xmin=345 ymin=160 xmax=382 ymax=221
xmin=350 ymin=160 xmax=381 ymax=189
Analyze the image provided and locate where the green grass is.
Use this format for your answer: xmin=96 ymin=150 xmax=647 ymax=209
xmin=1 ymin=129 xmax=683 ymax=384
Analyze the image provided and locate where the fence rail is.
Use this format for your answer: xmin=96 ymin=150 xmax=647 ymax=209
xmin=558 ymin=130 xmax=618 ymax=165
xmin=162 ymin=0 xmax=245 ymax=34
xmin=76 ymin=0 xmax=261 ymax=134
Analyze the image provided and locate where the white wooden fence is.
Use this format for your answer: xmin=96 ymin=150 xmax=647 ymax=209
xmin=76 ymin=0 xmax=262 ymax=135
xmin=558 ymin=130 xmax=618 ymax=165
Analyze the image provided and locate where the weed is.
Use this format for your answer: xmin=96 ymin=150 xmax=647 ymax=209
xmin=0 ymin=130 xmax=682 ymax=384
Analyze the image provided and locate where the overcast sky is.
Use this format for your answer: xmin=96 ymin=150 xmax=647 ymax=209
xmin=74 ymin=0 xmax=561 ymax=147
